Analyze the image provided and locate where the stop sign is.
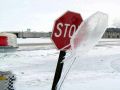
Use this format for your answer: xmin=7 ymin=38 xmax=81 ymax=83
xmin=51 ymin=11 xmax=83 ymax=50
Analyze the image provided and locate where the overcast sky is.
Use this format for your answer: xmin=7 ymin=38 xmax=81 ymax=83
xmin=0 ymin=0 xmax=120 ymax=32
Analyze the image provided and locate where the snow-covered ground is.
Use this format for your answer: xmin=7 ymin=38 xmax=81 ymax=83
xmin=0 ymin=38 xmax=120 ymax=90
xmin=17 ymin=38 xmax=52 ymax=44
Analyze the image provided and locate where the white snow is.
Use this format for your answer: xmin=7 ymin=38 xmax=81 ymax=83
xmin=17 ymin=38 xmax=51 ymax=44
xmin=0 ymin=39 xmax=120 ymax=90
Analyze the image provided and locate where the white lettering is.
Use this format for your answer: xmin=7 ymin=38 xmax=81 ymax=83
xmin=69 ymin=25 xmax=76 ymax=38
xmin=54 ymin=23 xmax=76 ymax=38
xmin=64 ymin=24 xmax=70 ymax=37
xmin=55 ymin=23 xmax=63 ymax=37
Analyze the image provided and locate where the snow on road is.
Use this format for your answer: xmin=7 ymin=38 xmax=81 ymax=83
xmin=0 ymin=38 xmax=120 ymax=90
xmin=17 ymin=38 xmax=52 ymax=44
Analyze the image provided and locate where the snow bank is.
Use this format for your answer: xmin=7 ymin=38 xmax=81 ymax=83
xmin=17 ymin=38 xmax=51 ymax=44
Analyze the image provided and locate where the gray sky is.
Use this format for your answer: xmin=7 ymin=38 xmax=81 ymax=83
xmin=0 ymin=0 xmax=120 ymax=32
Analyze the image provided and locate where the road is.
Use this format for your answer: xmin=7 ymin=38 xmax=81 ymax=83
xmin=17 ymin=39 xmax=120 ymax=51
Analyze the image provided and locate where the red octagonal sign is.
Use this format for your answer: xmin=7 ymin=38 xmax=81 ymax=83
xmin=51 ymin=11 xmax=83 ymax=50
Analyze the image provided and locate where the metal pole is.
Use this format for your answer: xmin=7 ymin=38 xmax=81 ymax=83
xmin=52 ymin=51 xmax=66 ymax=90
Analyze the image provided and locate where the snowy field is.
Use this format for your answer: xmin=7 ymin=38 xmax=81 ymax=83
xmin=1 ymin=38 xmax=120 ymax=90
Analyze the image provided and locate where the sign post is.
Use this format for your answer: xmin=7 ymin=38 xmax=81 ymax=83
xmin=51 ymin=51 xmax=66 ymax=90
xmin=51 ymin=11 xmax=83 ymax=90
